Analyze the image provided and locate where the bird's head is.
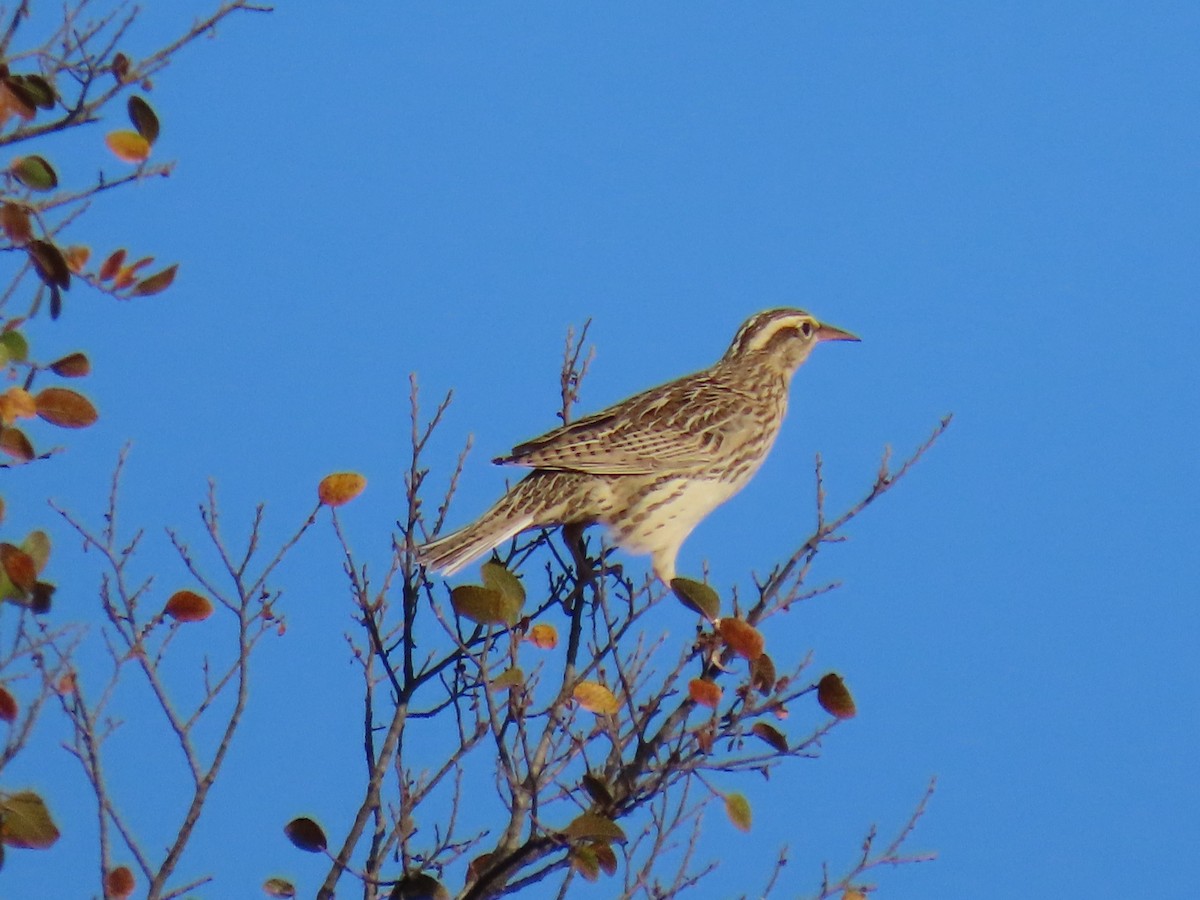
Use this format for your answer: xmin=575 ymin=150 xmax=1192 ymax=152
xmin=722 ymin=308 xmax=860 ymax=373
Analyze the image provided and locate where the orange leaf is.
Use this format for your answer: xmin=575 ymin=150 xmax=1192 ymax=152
xmin=717 ymin=617 xmax=765 ymax=661
xmin=817 ymin=673 xmax=857 ymax=719
xmin=0 ymin=203 xmax=31 ymax=243
xmin=130 ymin=263 xmax=178 ymax=297
xmin=318 ymin=472 xmax=366 ymax=506
xmin=0 ymin=685 xmax=18 ymax=722
xmin=573 ymin=681 xmax=619 ymax=715
xmin=105 ymin=866 xmax=135 ymax=899
xmin=64 ymin=245 xmax=90 ymax=273
xmin=525 ymin=623 xmax=558 ymax=649
xmin=35 ymin=387 xmax=98 ymax=428
xmin=99 ymin=249 xmax=126 ymax=281
xmin=164 ymin=589 xmax=213 ymax=623
xmin=105 ymin=130 xmax=150 ymax=163
xmin=688 ymin=677 xmax=722 ymax=709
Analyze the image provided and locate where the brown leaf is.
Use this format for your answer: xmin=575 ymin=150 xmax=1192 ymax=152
xmin=751 ymin=653 xmax=777 ymax=696
xmin=112 ymin=53 xmax=131 ymax=83
xmin=751 ymin=721 xmax=789 ymax=753
xmin=263 ymin=877 xmax=296 ymax=898
xmin=592 ymin=840 xmax=618 ymax=876
xmin=35 ymin=387 xmax=98 ymax=428
xmin=165 ymin=589 xmax=213 ymax=623
xmin=27 ymin=240 xmax=70 ymax=289
xmin=688 ymin=677 xmax=722 ymax=709
xmin=283 ymin=816 xmax=327 ymax=853
xmin=127 ymin=95 xmax=160 ymax=143
xmin=105 ymin=866 xmax=135 ymax=899
xmin=563 ymin=811 xmax=627 ymax=843
xmin=718 ymin=617 xmax=765 ymax=661
xmin=0 ymin=543 xmax=36 ymax=594
xmin=391 ymin=872 xmax=450 ymax=899
xmin=0 ymin=426 xmax=34 ymax=462
xmin=99 ymin=248 xmax=126 ymax=281
xmin=0 ymin=685 xmax=17 ymax=722
xmin=581 ymin=774 xmax=613 ymax=808
xmin=570 ymin=845 xmax=600 ymax=882
xmin=130 ymin=263 xmax=178 ymax=297
xmin=317 ymin=471 xmax=366 ymax=506
xmin=49 ymin=352 xmax=91 ymax=378
xmin=817 ymin=672 xmax=857 ymax=719
xmin=0 ymin=203 xmax=31 ymax=243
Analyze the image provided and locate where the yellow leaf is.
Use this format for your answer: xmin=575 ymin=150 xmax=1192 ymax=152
xmin=0 ymin=790 xmax=60 ymax=848
xmin=105 ymin=130 xmax=150 ymax=163
xmin=0 ymin=387 xmax=36 ymax=422
xmin=573 ymin=680 xmax=619 ymax=715
xmin=450 ymin=584 xmax=520 ymax=626
xmin=491 ymin=666 xmax=524 ymax=691
xmin=263 ymin=877 xmax=296 ymax=898
xmin=563 ymin=811 xmax=627 ymax=843
xmin=318 ymin=472 xmax=366 ymax=506
xmin=724 ymin=792 xmax=752 ymax=832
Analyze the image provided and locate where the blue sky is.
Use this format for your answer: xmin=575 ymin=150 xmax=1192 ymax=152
xmin=6 ymin=3 xmax=1198 ymax=897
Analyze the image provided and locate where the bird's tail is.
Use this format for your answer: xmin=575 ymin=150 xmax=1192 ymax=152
xmin=416 ymin=507 xmax=534 ymax=577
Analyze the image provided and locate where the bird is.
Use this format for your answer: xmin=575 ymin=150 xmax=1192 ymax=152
xmin=416 ymin=308 xmax=859 ymax=583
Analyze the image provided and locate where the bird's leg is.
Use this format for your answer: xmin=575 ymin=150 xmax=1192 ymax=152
xmin=561 ymin=522 xmax=594 ymax=613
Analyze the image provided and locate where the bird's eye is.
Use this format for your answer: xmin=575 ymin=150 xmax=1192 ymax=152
xmin=799 ymin=321 xmax=815 ymax=338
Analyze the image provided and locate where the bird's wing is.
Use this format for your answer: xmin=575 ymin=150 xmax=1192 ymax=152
xmin=494 ymin=373 xmax=760 ymax=475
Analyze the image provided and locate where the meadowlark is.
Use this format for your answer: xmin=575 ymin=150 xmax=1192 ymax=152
xmin=416 ymin=309 xmax=859 ymax=582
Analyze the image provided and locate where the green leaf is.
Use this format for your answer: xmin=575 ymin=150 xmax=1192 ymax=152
xmin=127 ymin=95 xmax=160 ymax=144
xmin=490 ymin=666 xmax=524 ymax=690
xmin=481 ymin=560 xmax=525 ymax=609
xmin=0 ymin=330 xmax=28 ymax=364
xmin=724 ymin=792 xmax=752 ymax=832
xmin=20 ymin=530 xmax=49 ymax=574
xmin=10 ymin=156 xmax=56 ymax=191
xmin=0 ymin=790 xmax=60 ymax=848
xmin=563 ymin=812 xmax=627 ymax=843
xmin=670 ymin=576 xmax=720 ymax=620
xmin=450 ymin=584 xmax=520 ymax=627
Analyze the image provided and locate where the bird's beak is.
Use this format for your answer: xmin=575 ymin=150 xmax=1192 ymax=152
xmin=816 ymin=321 xmax=861 ymax=343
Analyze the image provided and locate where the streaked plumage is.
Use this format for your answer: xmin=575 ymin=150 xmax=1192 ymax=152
xmin=417 ymin=309 xmax=858 ymax=582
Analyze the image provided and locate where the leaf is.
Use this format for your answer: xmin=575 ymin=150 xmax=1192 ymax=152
xmin=35 ymin=387 xmax=98 ymax=428
xmin=718 ymin=617 xmax=765 ymax=661
xmin=263 ymin=877 xmax=296 ymax=898
xmin=164 ymin=589 xmax=213 ymax=623
xmin=105 ymin=130 xmax=151 ymax=163
xmin=0 ymin=790 xmax=60 ymax=848
xmin=390 ymin=872 xmax=450 ymax=900
xmin=127 ymin=95 xmax=160 ymax=143
xmin=563 ymin=811 xmax=626 ymax=843
xmin=317 ymin=471 xmax=366 ymax=506
xmin=480 ymin=560 xmax=525 ymax=608
xmin=466 ymin=852 xmax=496 ymax=884
xmin=670 ymin=576 xmax=720 ymax=620
xmin=570 ymin=844 xmax=600 ymax=882
xmin=0 ymin=203 xmax=31 ymax=243
xmin=572 ymin=680 xmax=619 ymax=715
xmin=27 ymin=240 xmax=70 ymax=289
xmin=283 ymin=816 xmax=327 ymax=853
xmin=592 ymin=840 xmax=618 ymax=876
xmin=64 ymin=245 xmax=90 ymax=274
xmin=0 ymin=387 xmax=36 ymax=422
xmin=450 ymin=584 xmax=520 ymax=627
xmin=525 ymin=622 xmax=558 ymax=649
xmin=490 ymin=666 xmax=524 ymax=691
xmin=129 ymin=263 xmax=178 ymax=297
xmin=10 ymin=155 xmax=56 ymax=191
xmin=29 ymin=581 xmax=54 ymax=614
xmin=0 ymin=426 xmax=33 ymax=463
xmin=751 ymin=653 xmax=777 ymax=697
xmin=20 ymin=530 xmax=50 ymax=574
xmin=0 ymin=685 xmax=17 ymax=722
xmin=6 ymin=74 xmax=54 ymax=110
xmin=98 ymin=249 xmax=126 ymax=281
xmin=688 ymin=677 xmax=722 ymax=709
xmin=817 ymin=673 xmax=857 ymax=719
xmin=105 ymin=865 xmax=135 ymax=898
xmin=49 ymin=352 xmax=90 ymax=378
xmin=581 ymin=773 xmax=613 ymax=808
xmin=842 ymin=890 xmax=868 ymax=900
xmin=0 ymin=544 xmax=36 ymax=594
xmin=751 ymin=721 xmax=788 ymax=753
xmin=724 ymin=792 xmax=752 ymax=832
xmin=112 ymin=53 xmax=131 ymax=83
xmin=0 ymin=330 xmax=28 ymax=364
